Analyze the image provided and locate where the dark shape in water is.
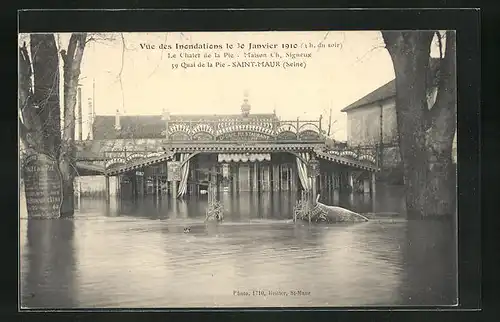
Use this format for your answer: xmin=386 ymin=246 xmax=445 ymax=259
xmin=298 ymin=194 xmax=369 ymax=223
xmin=315 ymin=202 xmax=369 ymax=223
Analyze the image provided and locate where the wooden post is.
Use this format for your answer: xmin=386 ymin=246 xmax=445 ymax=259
xmin=171 ymin=179 xmax=177 ymax=199
xmin=211 ymin=165 xmax=217 ymax=193
xmin=155 ymin=175 xmax=159 ymax=198
xmin=264 ymin=164 xmax=270 ymax=191
xmin=76 ymin=178 xmax=81 ymax=209
xmin=105 ymin=175 xmax=110 ymax=202
xmin=132 ymin=175 xmax=137 ymax=199
xmin=232 ymin=163 xmax=237 ymax=194
xmin=296 ymin=117 xmax=300 ymax=139
xmin=291 ymin=164 xmax=300 ymax=191
xmin=371 ymin=172 xmax=376 ymax=195
xmin=312 ymin=175 xmax=317 ymax=211
xmin=363 ymin=177 xmax=370 ymax=194
xmin=252 ymin=162 xmax=258 ymax=192
xmin=327 ymin=108 xmax=332 ymax=136
xmin=272 ymin=164 xmax=280 ymax=191
xmin=307 ymin=189 xmax=311 ymax=224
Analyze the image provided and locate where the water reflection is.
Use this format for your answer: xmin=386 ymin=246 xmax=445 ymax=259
xmin=20 ymin=184 xmax=456 ymax=308
xmin=21 ymin=219 xmax=77 ymax=308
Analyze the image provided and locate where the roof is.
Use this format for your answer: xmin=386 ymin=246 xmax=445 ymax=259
xmin=341 ymin=58 xmax=441 ymax=113
xmin=92 ymin=115 xmax=165 ymax=140
xmin=91 ymin=113 xmax=279 ymax=140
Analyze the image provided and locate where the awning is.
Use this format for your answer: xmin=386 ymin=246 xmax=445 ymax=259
xmin=76 ymin=161 xmax=105 ymax=174
xmin=218 ymin=153 xmax=271 ymax=163
xmin=313 ymin=149 xmax=379 ymax=172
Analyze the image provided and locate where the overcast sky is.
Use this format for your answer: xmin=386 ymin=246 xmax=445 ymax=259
xmin=23 ymin=31 xmax=442 ymax=141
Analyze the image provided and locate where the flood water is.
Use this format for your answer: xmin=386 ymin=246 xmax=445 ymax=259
xmin=20 ymin=185 xmax=457 ymax=309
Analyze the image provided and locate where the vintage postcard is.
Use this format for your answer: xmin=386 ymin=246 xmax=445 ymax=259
xmin=19 ymin=30 xmax=458 ymax=309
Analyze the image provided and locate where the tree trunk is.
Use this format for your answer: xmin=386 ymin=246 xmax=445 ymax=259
xmin=425 ymin=32 xmax=457 ymax=217
xmin=58 ymin=157 xmax=74 ymax=217
xmin=59 ymin=33 xmax=87 ymax=218
xmin=30 ymin=34 xmax=61 ymax=156
xmin=382 ymin=31 xmax=456 ymax=218
xmin=19 ymin=35 xmax=63 ymax=219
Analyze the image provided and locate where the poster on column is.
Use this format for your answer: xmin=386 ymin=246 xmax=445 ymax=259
xmin=17 ymin=9 xmax=471 ymax=311
xmin=167 ymin=161 xmax=181 ymax=181
xmin=22 ymin=153 xmax=62 ymax=219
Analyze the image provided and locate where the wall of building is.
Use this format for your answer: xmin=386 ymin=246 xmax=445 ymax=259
xmin=381 ymin=99 xmax=398 ymax=144
xmin=74 ymin=175 xmax=119 ymax=197
xmin=346 ymin=98 xmax=397 ymax=147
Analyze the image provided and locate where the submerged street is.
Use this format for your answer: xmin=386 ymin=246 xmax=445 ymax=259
xmin=20 ymin=184 xmax=457 ymax=308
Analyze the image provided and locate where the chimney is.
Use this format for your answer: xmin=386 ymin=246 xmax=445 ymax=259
xmin=115 ymin=109 xmax=121 ymax=130
xmin=241 ymin=90 xmax=251 ymax=117
xmin=77 ymin=87 xmax=83 ymax=141
xmin=87 ymin=98 xmax=93 ymax=140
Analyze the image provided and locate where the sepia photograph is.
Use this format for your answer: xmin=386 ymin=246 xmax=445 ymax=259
xmin=19 ymin=29 xmax=457 ymax=309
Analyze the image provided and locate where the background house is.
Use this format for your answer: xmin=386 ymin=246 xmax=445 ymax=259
xmin=341 ymin=58 xmax=457 ymax=183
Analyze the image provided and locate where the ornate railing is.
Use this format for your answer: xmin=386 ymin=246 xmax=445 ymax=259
xmin=163 ymin=117 xmax=324 ymax=141
xmin=321 ymin=145 xmax=379 ymax=165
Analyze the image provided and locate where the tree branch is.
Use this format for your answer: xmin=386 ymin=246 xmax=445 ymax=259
xmin=381 ymin=31 xmax=403 ymax=55
xmin=19 ymin=43 xmax=33 ymax=113
xmin=18 ymin=116 xmax=30 ymax=145
xmin=66 ymin=34 xmax=78 ymax=64
xmin=428 ymin=31 xmax=456 ymax=122
xmin=436 ymin=31 xmax=443 ymax=60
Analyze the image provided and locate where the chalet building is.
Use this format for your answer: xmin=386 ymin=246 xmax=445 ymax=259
xmin=341 ymin=58 xmax=457 ymax=183
xmin=74 ymin=93 xmax=379 ymax=199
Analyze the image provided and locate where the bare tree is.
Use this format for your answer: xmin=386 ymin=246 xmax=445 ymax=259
xmin=59 ymin=33 xmax=87 ymax=217
xmin=19 ymin=32 xmax=87 ymax=218
xmin=382 ymin=31 xmax=456 ymax=218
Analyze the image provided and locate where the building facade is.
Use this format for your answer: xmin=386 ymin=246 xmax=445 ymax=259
xmin=341 ymin=58 xmax=457 ymax=183
xmin=74 ymin=95 xmax=379 ymax=199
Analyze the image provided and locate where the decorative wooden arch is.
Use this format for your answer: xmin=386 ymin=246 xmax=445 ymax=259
xmin=298 ymin=130 xmax=320 ymax=140
xmin=105 ymin=157 xmax=126 ymax=169
xmin=358 ymin=155 xmax=377 ymax=164
xmin=111 ymin=145 xmax=123 ymax=152
xmin=192 ymin=131 xmax=215 ymax=140
xmin=126 ymin=153 xmax=145 ymax=162
xmin=169 ymin=131 xmax=191 ymax=140
xmin=276 ymin=131 xmax=297 ymax=140
xmin=144 ymin=151 xmax=166 ymax=158
xmin=298 ymin=122 xmax=320 ymax=132
xmin=276 ymin=123 xmax=298 ymax=134
xmin=168 ymin=123 xmax=191 ymax=134
xmin=191 ymin=123 xmax=215 ymax=135
xmin=339 ymin=150 xmax=358 ymax=159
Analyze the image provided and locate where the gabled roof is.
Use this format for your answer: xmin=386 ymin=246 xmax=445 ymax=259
xmin=341 ymin=58 xmax=441 ymax=113
xmin=92 ymin=115 xmax=165 ymax=140
xmin=340 ymin=80 xmax=395 ymax=113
